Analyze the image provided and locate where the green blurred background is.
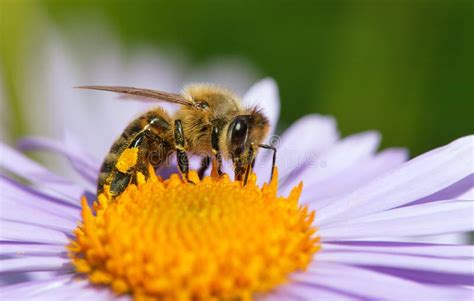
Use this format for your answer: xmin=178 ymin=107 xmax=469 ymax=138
xmin=1 ymin=0 xmax=473 ymax=156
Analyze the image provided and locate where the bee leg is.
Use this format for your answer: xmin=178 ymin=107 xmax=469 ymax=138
xmin=174 ymin=120 xmax=195 ymax=184
xmin=211 ymin=125 xmax=224 ymax=177
xmin=211 ymin=153 xmax=224 ymax=178
xmin=243 ymin=146 xmax=255 ymax=186
xmin=109 ymin=172 xmax=133 ymax=196
xmin=108 ymin=130 xmax=162 ymax=196
xmin=258 ymin=144 xmax=277 ymax=182
xmin=130 ymin=129 xmax=164 ymax=177
xmin=198 ymin=156 xmax=211 ymax=179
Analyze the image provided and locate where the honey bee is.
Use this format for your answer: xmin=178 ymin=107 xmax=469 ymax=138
xmin=78 ymin=84 xmax=277 ymax=197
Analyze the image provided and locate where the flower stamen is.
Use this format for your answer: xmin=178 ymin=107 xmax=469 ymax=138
xmin=69 ymin=166 xmax=319 ymax=300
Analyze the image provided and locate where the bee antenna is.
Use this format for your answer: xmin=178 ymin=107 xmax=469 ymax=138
xmin=258 ymin=144 xmax=277 ymax=182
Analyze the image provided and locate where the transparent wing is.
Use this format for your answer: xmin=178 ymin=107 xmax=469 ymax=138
xmin=76 ymin=85 xmax=195 ymax=107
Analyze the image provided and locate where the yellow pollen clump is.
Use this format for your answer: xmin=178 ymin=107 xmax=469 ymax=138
xmin=69 ymin=166 xmax=319 ymax=301
xmin=115 ymin=147 xmax=139 ymax=173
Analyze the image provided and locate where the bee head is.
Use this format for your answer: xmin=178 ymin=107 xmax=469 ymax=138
xmin=226 ymin=109 xmax=269 ymax=181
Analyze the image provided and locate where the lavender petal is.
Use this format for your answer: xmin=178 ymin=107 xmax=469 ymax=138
xmin=1 ymin=175 xmax=82 ymax=214
xmin=294 ymin=262 xmax=473 ymax=300
xmin=323 ymin=241 xmax=474 ymax=258
xmin=0 ymin=257 xmax=71 ymax=273
xmin=263 ymin=281 xmax=358 ymax=301
xmin=316 ymin=249 xmax=474 ymax=277
xmin=1 ymin=275 xmax=75 ymax=297
xmin=360 ymin=265 xmax=474 ymax=286
xmin=1 ymin=274 xmax=130 ymax=300
xmin=23 ymin=280 xmax=127 ymax=301
xmin=255 ymin=114 xmax=339 ymax=187
xmin=406 ymin=174 xmax=474 ymax=206
xmin=316 ymin=135 xmax=473 ymax=226
xmin=243 ymin=78 xmax=280 ymax=136
xmin=0 ymin=243 xmax=66 ymax=257
xmin=301 ymin=148 xmax=408 ymax=206
xmin=0 ymin=220 xmax=70 ymax=245
xmin=0 ymin=142 xmax=86 ymax=203
xmin=281 ymin=131 xmax=381 ymax=195
xmin=18 ymin=134 xmax=99 ymax=185
xmin=319 ymin=200 xmax=474 ymax=239
xmin=1 ymin=197 xmax=77 ymax=232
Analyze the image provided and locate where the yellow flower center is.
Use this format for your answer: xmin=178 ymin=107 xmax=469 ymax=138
xmin=69 ymin=166 xmax=319 ymax=301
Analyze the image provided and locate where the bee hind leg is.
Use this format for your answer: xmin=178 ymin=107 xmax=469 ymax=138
xmin=109 ymin=172 xmax=133 ymax=196
xmin=107 ymin=129 xmax=162 ymax=196
xmin=174 ymin=120 xmax=195 ymax=184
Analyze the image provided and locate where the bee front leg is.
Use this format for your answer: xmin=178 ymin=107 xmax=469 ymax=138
xmin=174 ymin=120 xmax=194 ymax=184
xmin=243 ymin=145 xmax=255 ymax=186
xmin=211 ymin=125 xmax=224 ymax=177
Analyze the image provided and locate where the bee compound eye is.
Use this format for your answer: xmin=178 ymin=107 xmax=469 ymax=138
xmin=229 ymin=116 xmax=249 ymax=153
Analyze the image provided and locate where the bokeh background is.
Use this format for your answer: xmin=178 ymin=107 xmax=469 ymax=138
xmin=1 ymin=0 xmax=473 ymax=157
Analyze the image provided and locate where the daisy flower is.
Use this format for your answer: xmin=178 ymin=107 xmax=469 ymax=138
xmin=1 ymin=79 xmax=473 ymax=300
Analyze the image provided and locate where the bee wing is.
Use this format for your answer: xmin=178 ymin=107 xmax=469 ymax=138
xmin=76 ymin=85 xmax=195 ymax=107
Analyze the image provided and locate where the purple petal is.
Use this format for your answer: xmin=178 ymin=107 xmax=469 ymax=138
xmin=1 ymin=275 xmax=75 ymax=297
xmin=1 ymin=197 xmax=77 ymax=232
xmin=0 ymin=142 xmax=86 ymax=204
xmin=25 ymin=281 xmax=123 ymax=301
xmin=0 ymin=220 xmax=70 ymax=245
xmin=18 ymin=134 xmax=99 ymax=186
xmin=292 ymin=262 xmax=473 ymax=300
xmin=316 ymin=135 xmax=473 ymax=226
xmin=319 ymin=200 xmax=474 ymax=239
xmin=458 ymin=184 xmax=474 ymax=199
xmin=404 ymin=233 xmax=470 ymax=244
xmin=243 ymin=78 xmax=280 ymax=135
xmin=263 ymin=281 xmax=358 ymax=301
xmin=325 ymin=233 xmax=469 ymax=245
xmin=302 ymin=148 xmax=408 ymax=205
xmin=302 ymin=131 xmax=381 ymax=183
xmin=0 ymin=257 xmax=71 ymax=273
xmin=277 ymin=115 xmax=339 ymax=161
xmin=323 ymin=241 xmax=474 ymax=258
xmin=1 ymin=275 xmax=130 ymax=300
xmin=280 ymin=131 xmax=380 ymax=195
xmin=0 ymin=174 xmax=80 ymax=212
xmin=361 ymin=265 xmax=474 ymax=286
xmin=0 ymin=243 xmax=66 ymax=257
xmin=406 ymin=174 xmax=474 ymax=206
xmin=316 ymin=249 xmax=474 ymax=277
xmin=254 ymin=114 xmax=339 ymax=186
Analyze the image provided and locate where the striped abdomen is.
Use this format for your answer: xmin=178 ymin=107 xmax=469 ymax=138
xmin=97 ymin=108 xmax=173 ymax=196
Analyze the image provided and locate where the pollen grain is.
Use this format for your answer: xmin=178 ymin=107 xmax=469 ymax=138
xmin=115 ymin=147 xmax=139 ymax=173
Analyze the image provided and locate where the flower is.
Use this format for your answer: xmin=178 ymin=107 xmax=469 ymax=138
xmin=1 ymin=79 xmax=473 ymax=300
xmin=69 ymin=168 xmax=318 ymax=300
